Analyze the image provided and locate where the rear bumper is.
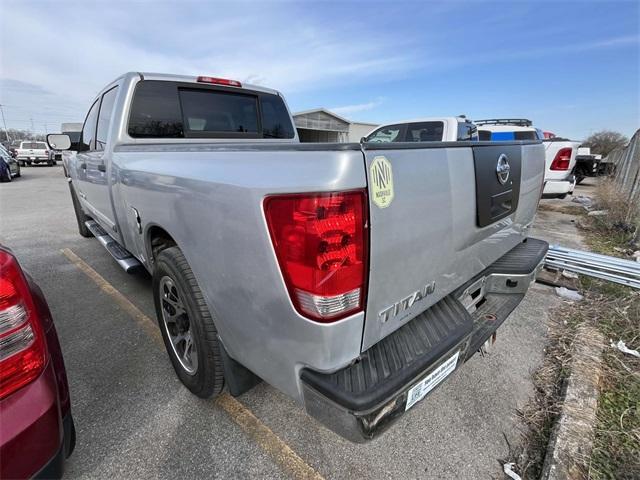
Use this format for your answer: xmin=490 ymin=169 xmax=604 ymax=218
xmin=542 ymin=176 xmax=576 ymax=198
xmin=33 ymin=412 xmax=75 ymax=479
xmin=0 ymin=361 xmax=74 ymax=479
xmin=300 ymin=237 xmax=548 ymax=442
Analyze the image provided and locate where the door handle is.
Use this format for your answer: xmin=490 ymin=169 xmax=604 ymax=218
xmin=80 ymin=162 xmax=87 ymax=169
xmin=98 ymin=164 xmax=106 ymax=172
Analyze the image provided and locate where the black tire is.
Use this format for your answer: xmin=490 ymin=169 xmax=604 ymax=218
xmin=68 ymin=182 xmax=93 ymax=237
xmin=48 ymin=161 xmax=55 ymax=166
xmin=14 ymin=164 xmax=20 ymax=177
xmin=153 ymin=247 xmax=224 ymax=398
xmin=19 ymin=161 xmax=25 ymax=167
xmin=557 ymin=193 xmax=568 ymax=199
xmin=575 ymin=175 xmax=585 ymax=185
xmin=27 ymin=161 xmax=32 ymax=166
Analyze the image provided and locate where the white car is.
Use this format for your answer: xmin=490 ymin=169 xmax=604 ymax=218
xmin=364 ymin=116 xmax=478 ymax=143
xmin=476 ymin=119 xmax=579 ymax=199
xmin=15 ymin=141 xmax=55 ymax=166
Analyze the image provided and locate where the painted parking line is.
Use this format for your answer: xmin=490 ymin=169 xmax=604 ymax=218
xmin=61 ymin=248 xmax=325 ymax=480
xmin=61 ymin=248 xmax=163 ymax=344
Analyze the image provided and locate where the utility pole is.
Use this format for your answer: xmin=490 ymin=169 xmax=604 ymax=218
xmin=0 ymin=104 xmax=10 ymax=143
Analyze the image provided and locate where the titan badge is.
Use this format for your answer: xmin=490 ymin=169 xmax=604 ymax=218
xmin=378 ymin=281 xmax=436 ymax=323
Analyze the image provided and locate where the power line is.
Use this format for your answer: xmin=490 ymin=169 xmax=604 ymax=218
xmin=0 ymin=104 xmax=10 ymax=142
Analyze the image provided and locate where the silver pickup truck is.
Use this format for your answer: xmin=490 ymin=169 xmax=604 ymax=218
xmin=48 ymin=72 xmax=548 ymax=442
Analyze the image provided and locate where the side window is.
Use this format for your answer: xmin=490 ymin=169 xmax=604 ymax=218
xmin=457 ymin=122 xmax=478 ymax=141
xmin=260 ymin=94 xmax=295 ymax=139
xmin=81 ymin=100 xmax=100 ymax=151
xmin=366 ymin=124 xmax=405 ymax=143
xmin=406 ymin=122 xmax=444 ymax=142
xmin=514 ymin=130 xmax=538 ymax=140
xmin=96 ymin=87 xmax=119 ymax=151
xmin=128 ymin=81 xmax=184 ymax=138
xmin=478 ymin=130 xmax=491 ymax=141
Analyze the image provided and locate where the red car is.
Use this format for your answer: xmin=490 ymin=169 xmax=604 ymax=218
xmin=0 ymin=247 xmax=75 ymax=479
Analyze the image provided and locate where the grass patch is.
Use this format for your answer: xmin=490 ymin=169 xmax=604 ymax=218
xmin=514 ymin=283 xmax=639 ymax=479
xmin=512 ymin=181 xmax=639 ymax=478
xmin=513 ymin=304 xmax=576 ymax=479
xmin=582 ymin=280 xmax=640 ymax=480
xmin=574 ymin=181 xmax=640 ymax=478
xmin=583 ymin=179 xmax=639 ymax=256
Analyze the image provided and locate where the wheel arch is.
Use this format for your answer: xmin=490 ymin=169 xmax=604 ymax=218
xmin=145 ymin=224 xmax=178 ymax=269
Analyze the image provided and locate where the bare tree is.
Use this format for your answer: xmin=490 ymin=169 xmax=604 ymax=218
xmin=583 ymin=130 xmax=629 ymax=157
xmin=0 ymin=128 xmax=45 ymax=144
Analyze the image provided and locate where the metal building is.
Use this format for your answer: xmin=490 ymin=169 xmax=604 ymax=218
xmin=292 ymin=109 xmax=378 ymax=143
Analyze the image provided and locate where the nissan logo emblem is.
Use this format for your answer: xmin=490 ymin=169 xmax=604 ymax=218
xmin=496 ymin=154 xmax=510 ymax=185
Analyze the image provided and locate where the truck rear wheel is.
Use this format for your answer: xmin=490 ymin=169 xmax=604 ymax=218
xmin=153 ymin=247 xmax=224 ymax=398
xmin=68 ymin=182 xmax=93 ymax=238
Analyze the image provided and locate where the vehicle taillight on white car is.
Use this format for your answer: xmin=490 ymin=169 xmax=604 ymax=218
xmin=0 ymin=249 xmax=47 ymax=399
xmin=550 ymin=147 xmax=573 ymax=170
xmin=265 ymin=190 xmax=369 ymax=322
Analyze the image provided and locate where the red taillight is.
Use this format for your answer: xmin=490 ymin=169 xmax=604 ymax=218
xmin=196 ymin=76 xmax=242 ymax=87
xmin=550 ymin=147 xmax=573 ymax=170
xmin=265 ymin=190 xmax=369 ymax=322
xmin=0 ymin=250 xmax=47 ymax=400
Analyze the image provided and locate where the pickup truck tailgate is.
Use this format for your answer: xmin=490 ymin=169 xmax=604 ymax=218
xmin=361 ymin=141 xmax=544 ymax=350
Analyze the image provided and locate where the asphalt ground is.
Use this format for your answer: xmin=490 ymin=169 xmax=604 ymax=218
xmin=0 ymin=165 xmax=583 ymax=479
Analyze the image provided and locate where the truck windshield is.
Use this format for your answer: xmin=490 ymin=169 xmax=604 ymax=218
xmin=128 ymin=80 xmax=295 ymax=139
xmin=366 ymin=125 xmax=405 ymax=142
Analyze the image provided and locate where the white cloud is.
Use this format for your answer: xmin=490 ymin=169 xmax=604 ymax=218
xmin=331 ymin=98 xmax=384 ymax=116
xmin=0 ymin=1 xmax=420 ymax=132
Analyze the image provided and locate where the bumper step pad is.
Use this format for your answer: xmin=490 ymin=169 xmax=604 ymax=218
xmin=301 ymin=237 xmax=548 ymax=441
xmin=301 ymin=296 xmax=473 ymax=412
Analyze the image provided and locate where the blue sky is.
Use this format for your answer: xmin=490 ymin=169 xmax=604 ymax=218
xmin=1 ymin=0 xmax=638 ymax=140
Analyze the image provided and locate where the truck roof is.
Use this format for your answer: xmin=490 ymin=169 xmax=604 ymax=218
xmin=477 ymin=124 xmax=536 ymax=132
xmin=105 ymin=72 xmax=282 ymax=97
xmin=377 ymin=116 xmax=469 ymax=126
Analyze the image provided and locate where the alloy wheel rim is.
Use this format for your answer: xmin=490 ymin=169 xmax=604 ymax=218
xmin=159 ymin=276 xmax=198 ymax=375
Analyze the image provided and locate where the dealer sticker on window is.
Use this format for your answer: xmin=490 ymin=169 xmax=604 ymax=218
xmin=405 ymin=351 xmax=460 ymax=411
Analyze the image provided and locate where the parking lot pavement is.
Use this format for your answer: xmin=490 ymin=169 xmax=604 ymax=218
xmin=0 ymin=166 xmax=564 ymax=479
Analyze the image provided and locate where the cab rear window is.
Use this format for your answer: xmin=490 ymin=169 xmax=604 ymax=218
xmin=21 ymin=142 xmax=47 ymax=149
xmin=128 ymin=80 xmax=294 ymax=139
xmin=478 ymin=130 xmax=538 ymax=141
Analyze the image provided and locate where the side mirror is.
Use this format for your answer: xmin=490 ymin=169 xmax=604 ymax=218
xmin=47 ymin=134 xmax=71 ymax=151
xmin=360 ymin=136 xmax=367 ymax=143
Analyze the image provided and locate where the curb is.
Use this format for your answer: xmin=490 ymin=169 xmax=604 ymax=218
xmin=541 ymin=324 xmax=604 ymax=480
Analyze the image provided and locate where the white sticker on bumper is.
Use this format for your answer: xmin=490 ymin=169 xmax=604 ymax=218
xmin=405 ymin=350 xmax=459 ymax=411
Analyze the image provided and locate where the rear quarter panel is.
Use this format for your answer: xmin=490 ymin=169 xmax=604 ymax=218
xmin=111 ymin=145 xmax=368 ymax=401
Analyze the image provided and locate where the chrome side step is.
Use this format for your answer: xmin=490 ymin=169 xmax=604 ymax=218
xmin=85 ymin=220 xmax=142 ymax=273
